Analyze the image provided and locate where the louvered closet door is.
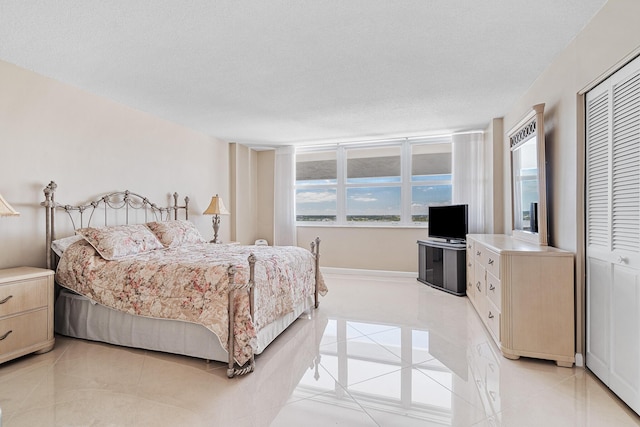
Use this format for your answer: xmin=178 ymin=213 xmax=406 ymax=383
xmin=586 ymin=54 xmax=640 ymax=415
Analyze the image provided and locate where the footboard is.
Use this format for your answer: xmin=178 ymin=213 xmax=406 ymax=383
xmin=226 ymin=239 xmax=321 ymax=378
xmin=311 ymin=237 xmax=321 ymax=309
xmin=226 ymin=255 xmax=257 ymax=378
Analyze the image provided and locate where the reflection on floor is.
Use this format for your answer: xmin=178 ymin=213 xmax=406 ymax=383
xmin=1 ymin=273 xmax=639 ymax=426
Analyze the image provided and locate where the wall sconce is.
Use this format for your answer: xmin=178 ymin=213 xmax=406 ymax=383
xmin=203 ymin=194 xmax=230 ymax=243
xmin=0 ymin=194 xmax=19 ymax=217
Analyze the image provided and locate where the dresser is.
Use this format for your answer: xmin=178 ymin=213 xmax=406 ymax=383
xmin=466 ymin=234 xmax=575 ymax=367
xmin=0 ymin=267 xmax=55 ymax=364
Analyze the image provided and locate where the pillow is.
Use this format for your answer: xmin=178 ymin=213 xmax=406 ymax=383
xmin=51 ymin=235 xmax=84 ymax=257
xmin=145 ymin=220 xmax=206 ymax=248
xmin=77 ymin=224 xmax=164 ymax=260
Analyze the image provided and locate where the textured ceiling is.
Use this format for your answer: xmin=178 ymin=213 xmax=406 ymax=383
xmin=0 ymin=1 xmax=607 ymax=147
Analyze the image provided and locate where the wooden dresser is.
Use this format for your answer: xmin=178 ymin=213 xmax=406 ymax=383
xmin=0 ymin=267 xmax=55 ymax=364
xmin=466 ymin=234 xmax=575 ymax=367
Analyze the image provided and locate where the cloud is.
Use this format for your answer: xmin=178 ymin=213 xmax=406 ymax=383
xmin=351 ymin=196 xmax=377 ymax=202
xmin=296 ymin=190 xmax=336 ymax=204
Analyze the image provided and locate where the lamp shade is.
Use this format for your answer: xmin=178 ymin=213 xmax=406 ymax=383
xmin=203 ymin=194 xmax=230 ymax=215
xmin=0 ymin=193 xmax=19 ymax=216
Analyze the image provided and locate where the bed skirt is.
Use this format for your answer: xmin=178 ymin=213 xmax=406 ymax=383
xmin=54 ymin=289 xmax=315 ymax=362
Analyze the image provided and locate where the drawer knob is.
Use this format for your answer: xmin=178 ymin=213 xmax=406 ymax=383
xmin=488 ymin=259 xmax=494 ymax=265
xmin=0 ymin=295 xmax=13 ymax=304
xmin=489 ymin=284 xmax=495 ymax=291
xmin=488 ymin=311 xmax=494 ymax=319
xmin=0 ymin=330 xmax=13 ymax=341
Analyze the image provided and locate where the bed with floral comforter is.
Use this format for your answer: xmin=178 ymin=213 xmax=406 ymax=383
xmin=56 ymin=237 xmax=327 ymax=367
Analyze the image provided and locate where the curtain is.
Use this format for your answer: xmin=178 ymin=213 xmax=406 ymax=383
xmin=452 ymin=132 xmax=485 ymax=234
xmin=273 ymin=146 xmax=297 ymax=246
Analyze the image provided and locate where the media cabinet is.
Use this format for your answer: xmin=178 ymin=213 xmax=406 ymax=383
xmin=417 ymin=239 xmax=466 ymax=296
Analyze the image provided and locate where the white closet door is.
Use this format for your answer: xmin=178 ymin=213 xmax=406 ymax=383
xmin=586 ymin=55 xmax=640 ymax=414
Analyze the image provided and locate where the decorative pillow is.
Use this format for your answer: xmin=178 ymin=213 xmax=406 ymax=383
xmin=51 ymin=235 xmax=84 ymax=257
xmin=145 ymin=220 xmax=206 ymax=248
xmin=76 ymin=224 xmax=164 ymax=260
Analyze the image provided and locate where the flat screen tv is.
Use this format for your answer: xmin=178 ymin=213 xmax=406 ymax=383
xmin=428 ymin=204 xmax=468 ymax=242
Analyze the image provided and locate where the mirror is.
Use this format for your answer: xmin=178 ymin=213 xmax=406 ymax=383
xmin=509 ymin=103 xmax=547 ymax=245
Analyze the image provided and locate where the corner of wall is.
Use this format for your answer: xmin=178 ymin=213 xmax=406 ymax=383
xmin=484 ymin=118 xmax=505 ymax=234
xmin=229 ymin=143 xmax=262 ymax=244
xmin=256 ymin=150 xmax=276 ymax=245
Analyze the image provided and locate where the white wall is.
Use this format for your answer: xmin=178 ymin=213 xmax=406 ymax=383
xmin=295 ymin=1 xmax=640 ymax=277
xmin=0 ymin=60 xmax=230 ymax=270
xmin=257 ymin=149 xmax=275 ymax=245
xmin=297 ymin=226 xmax=427 ymax=273
xmin=484 ymin=118 xmax=504 ymax=235
xmin=500 ymin=0 xmax=640 ymax=355
xmin=229 ymin=143 xmax=259 ymax=245
xmin=502 ymin=0 xmax=640 ymax=251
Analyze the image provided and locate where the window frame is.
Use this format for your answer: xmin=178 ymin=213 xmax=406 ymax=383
xmin=295 ymin=137 xmax=452 ymax=226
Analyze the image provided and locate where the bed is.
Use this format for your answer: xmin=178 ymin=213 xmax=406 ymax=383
xmin=42 ymin=181 xmax=326 ymax=377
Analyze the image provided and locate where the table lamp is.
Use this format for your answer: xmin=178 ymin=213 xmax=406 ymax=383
xmin=203 ymin=194 xmax=229 ymax=243
xmin=0 ymin=194 xmax=19 ymax=217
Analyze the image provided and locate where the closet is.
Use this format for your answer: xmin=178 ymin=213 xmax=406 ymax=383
xmin=586 ymin=54 xmax=640 ymax=415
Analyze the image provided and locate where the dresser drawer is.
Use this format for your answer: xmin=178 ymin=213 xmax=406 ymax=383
xmin=0 ymin=310 xmax=49 ymax=356
xmin=466 ymin=251 xmax=475 ymax=289
xmin=483 ymin=249 xmax=500 ymax=279
xmin=486 ymin=272 xmax=501 ymax=310
xmin=0 ymin=278 xmax=49 ymax=317
xmin=486 ymin=300 xmax=500 ymax=342
xmin=474 ymin=243 xmax=485 ymax=262
xmin=474 ymin=263 xmax=485 ymax=297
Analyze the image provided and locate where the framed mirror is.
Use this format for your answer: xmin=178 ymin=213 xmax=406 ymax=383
xmin=509 ymin=103 xmax=547 ymax=245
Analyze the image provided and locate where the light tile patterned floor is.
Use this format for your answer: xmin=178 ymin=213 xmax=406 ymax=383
xmin=1 ymin=273 xmax=639 ymax=426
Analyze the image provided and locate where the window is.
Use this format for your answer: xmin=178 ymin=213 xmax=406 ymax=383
xmin=296 ymin=138 xmax=452 ymax=225
xmin=411 ymin=143 xmax=452 ymax=222
xmin=296 ymin=151 xmax=337 ymax=222
xmin=346 ymin=146 xmax=401 ymax=222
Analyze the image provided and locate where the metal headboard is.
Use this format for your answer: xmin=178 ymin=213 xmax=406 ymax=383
xmin=42 ymin=181 xmax=189 ymax=270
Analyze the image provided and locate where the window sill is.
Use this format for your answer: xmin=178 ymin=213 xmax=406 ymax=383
xmin=296 ymin=223 xmax=428 ymax=230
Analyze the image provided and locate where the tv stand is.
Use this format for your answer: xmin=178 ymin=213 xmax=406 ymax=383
xmin=446 ymin=239 xmax=465 ymax=245
xmin=417 ymin=239 xmax=466 ymax=296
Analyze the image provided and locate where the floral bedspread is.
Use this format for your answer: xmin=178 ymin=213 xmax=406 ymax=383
xmin=55 ymin=240 xmax=327 ymax=365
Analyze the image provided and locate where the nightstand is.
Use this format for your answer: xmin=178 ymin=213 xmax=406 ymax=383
xmin=0 ymin=267 xmax=55 ymax=364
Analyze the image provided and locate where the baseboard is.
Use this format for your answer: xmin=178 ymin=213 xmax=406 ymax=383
xmin=575 ymin=352 xmax=584 ymax=367
xmin=320 ymin=267 xmax=417 ymax=278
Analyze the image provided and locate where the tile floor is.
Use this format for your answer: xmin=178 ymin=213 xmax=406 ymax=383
xmin=1 ymin=273 xmax=640 ymax=426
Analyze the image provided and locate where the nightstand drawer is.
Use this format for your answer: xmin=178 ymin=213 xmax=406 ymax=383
xmin=0 ymin=277 xmax=49 ymax=317
xmin=0 ymin=310 xmax=49 ymax=356
xmin=0 ymin=267 xmax=55 ymax=364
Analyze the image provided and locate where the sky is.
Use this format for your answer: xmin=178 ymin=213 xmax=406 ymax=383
xmin=296 ymin=175 xmax=452 ymax=218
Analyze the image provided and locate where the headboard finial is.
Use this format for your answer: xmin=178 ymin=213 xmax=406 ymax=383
xmin=43 ymin=181 xmax=57 ymax=199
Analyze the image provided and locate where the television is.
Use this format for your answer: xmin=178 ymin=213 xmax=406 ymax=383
xmin=428 ymin=204 xmax=468 ymax=242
